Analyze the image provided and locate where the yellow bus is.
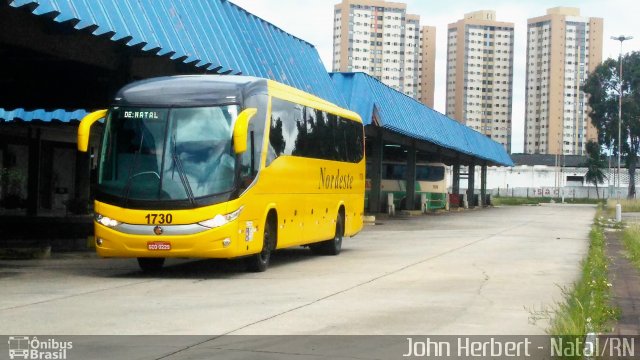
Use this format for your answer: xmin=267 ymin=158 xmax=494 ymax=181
xmin=78 ymin=75 xmax=365 ymax=272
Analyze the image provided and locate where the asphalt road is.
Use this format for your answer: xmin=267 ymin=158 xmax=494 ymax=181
xmin=0 ymin=204 xmax=594 ymax=338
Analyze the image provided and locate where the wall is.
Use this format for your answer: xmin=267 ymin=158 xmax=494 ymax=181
xmin=490 ymin=187 xmax=621 ymax=199
xmin=448 ymin=164 xmax=635 ymax=199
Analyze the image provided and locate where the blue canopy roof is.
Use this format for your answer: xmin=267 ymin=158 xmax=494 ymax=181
xmin=331 ymin=73 xmax=513 ymax=167
xmin=0 ymin=108 xmax=87 ymax=123
xmin=9 ymin=0 xmax=345 ymax=108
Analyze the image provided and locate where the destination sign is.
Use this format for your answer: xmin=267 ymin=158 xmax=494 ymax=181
xmin=123 ymin=111 xmax=161 ymax=119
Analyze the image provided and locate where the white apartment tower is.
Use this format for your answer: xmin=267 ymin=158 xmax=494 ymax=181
xmin=524 ymin=7 xmax=603 ymax=155
xmin=446 ymin=10 xmax=515 ymax=153
xmin=333 ymin=0 xmax=436 ymax=106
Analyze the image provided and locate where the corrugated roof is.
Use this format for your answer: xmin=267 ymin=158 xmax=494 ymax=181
xmin=331 ymin=72 xmax=514 ymax=167
xmin=9 ymin=0 xmax=345 ymax=107
xmin=0 ymin=108 xmax=87 ymax=123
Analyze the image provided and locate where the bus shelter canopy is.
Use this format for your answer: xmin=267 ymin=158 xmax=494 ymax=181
xmin=331 ymin=72 xmax=514 ymax=167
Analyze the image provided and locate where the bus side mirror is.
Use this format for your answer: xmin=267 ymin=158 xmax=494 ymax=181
xmin=77 ymin=110 xmax=107 ymax=152
xmin=233 ymin=108 xmax=257 ymax=154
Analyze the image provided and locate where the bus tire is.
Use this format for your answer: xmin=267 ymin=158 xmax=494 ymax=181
xmin=137 ymin=258 xmax=165 ymax=272
xmin=246 ymin=216 xmax=275 ymax=272
xmin=310 ymin=212 xmax=344 ymax=256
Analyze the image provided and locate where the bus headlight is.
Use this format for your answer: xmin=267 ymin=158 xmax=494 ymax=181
xmin=198 ymin=207 xmax=243 ymax=229
xmin=95 ymin=214 xmax=120 ymax=228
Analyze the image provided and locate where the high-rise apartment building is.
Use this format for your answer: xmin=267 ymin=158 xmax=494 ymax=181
xmin=420 ymin=26 xmax=436 ymax=108
xmin=332 ymin=0 xmax=435 ymax=106
xmin=524 ymin=7 xmax=603 ymax=155
xmin=446 ymin=10 xmax=515 ymax=152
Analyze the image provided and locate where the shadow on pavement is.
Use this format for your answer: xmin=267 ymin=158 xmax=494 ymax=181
xmin=103 ymin=247 xmax=356 ymax=279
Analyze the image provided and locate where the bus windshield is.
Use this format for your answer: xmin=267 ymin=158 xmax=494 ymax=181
xmin=98 ymin=106 xmax=239 ymax=204
xmin=416 ymin=165 xmax=445 ymax=182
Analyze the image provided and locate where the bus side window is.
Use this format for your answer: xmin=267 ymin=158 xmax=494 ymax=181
xmin=265 ymin=98 xmax=363 ymax=164
xmin=267 ymin=99 xmax=287 ymax=167
xmin=240 ymin=94 xmax=267 ymax=190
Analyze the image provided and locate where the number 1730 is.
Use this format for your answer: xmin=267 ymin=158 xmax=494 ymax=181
xmin=145 ymin=213 xmax=173 ymax=224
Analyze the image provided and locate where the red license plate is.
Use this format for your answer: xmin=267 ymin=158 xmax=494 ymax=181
xmin=147 ymin=242 xmax=171 ymax=251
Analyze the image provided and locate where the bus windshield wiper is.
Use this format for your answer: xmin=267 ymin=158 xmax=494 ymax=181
xmin=171 ymin=133 xmax=196 ymax=207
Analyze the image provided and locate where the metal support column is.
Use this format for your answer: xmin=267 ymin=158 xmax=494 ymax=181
xmin=369 ymin=128 xmax=384 ymax=214
xmin=467 ymin=162 xmax=476 ymax=209
xmin=26 ymin=127 xmax=41 ymax=216
xmin=405 ymin=143 xmax=417 ymax=210
xmin=481 ymin=164 xmax=487 ymax=207
xmin=452 ymin=162 xmax=461 ymax=195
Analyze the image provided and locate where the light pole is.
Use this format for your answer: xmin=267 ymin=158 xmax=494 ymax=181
xmin=611 ymin=35 xmax=632 ymax=220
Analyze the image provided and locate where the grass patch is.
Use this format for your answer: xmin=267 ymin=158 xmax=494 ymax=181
xmin=491 ymin=197 xmax=544 ymax=206
xmin=563 ymin=198 xmax=605 ymax=205
xmin=548 ymin=222 xmax=617 ymax=336
xmin=622 ymin=225 xmax=640 ymax=269
xmin=607 ymin=198 xmax=640 ymax=213
xmin=492 ymin=196 xmax=603 ymax=206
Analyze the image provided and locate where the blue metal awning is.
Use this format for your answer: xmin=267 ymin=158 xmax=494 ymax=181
xmin=331 ymin=73 xmax=514 ymax=167
xmin=9 ymin=0 xmax=346 ymax=108
xmin=0 ymin=108 xmax=87 ymax=123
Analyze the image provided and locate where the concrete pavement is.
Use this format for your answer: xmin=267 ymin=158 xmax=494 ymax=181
xmin=0 ymin=204 xmax=594 ymax=336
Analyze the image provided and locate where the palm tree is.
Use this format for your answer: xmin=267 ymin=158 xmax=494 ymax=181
xmin=583 ymin=141 xmax=607 ymax=200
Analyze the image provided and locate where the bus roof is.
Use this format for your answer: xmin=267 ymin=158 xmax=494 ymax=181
xmin=113 ymin=75 xmax=362 ymax=123
xmin=114 ymin=75 xmax=268 ymax=108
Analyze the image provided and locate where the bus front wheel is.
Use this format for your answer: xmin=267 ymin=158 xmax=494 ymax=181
xmin=310 ymin=213 xmax=344 ymax=256
xmin=137 ymin=258 xmax=165 ymax=272
xmin=246 ymin=217 xmax=275 ymax=272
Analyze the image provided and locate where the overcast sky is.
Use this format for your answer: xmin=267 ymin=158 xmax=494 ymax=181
xmin=231 ymin=0 xmax=639 ymax=153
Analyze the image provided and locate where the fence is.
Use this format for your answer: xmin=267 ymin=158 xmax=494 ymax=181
xmin=490 ymin=186 xmax=630 ymax=199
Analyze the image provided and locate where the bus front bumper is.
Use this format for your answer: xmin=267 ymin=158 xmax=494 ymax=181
xmin=94 ymin=222 xmax=241 ymax=259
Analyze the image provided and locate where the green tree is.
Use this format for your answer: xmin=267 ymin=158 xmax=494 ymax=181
xmin=583 ymin=51 xmax=640 ymax=198
xmin=583 ymin=141 xmax=607 ymax=200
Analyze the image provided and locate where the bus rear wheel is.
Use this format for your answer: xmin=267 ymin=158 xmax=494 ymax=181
xmin=137 ymin=258 xmax=165 ymax=272
xmin=246 ymin=217 xmax=275 ymax=272
xmin=310 ymin=213 xmax=344 ymax=256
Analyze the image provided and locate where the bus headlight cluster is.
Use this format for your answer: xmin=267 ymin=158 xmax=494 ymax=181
xmin=95 ymin=214 xmax=120 ymax=228
xmin=199 ymin=207 xmax=243 ymax=229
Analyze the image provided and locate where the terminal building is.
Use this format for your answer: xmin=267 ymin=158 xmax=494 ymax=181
xmin=0 ymin=0 xmax=512 ymax=243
